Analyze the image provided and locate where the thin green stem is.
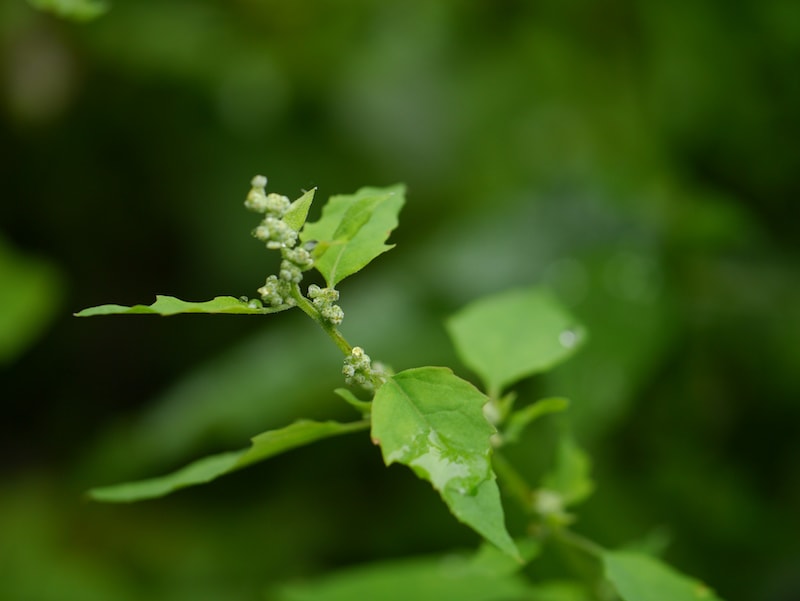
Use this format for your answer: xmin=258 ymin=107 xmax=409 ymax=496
xmin=555 ymin=527 xmax=606 ymax=558
xmin=290 ymin=284 xmax=353 ymax=356
xmin=492 ymin=451 xmax=534 ymax=513
xmin=493 ymin=450 xmax=605 ymax=557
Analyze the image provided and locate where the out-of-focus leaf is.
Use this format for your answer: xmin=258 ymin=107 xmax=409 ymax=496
xmin=74 ymin=295 xmax=287 ymax=317
xmin=371 ymin=367 xmax=518 ymax=559
xmin=300 ymin=184 xmax=405 ymax=287
xmin=275 ymin=548 xmax=530 ymax=601
xmin=540 ymin=433 xmax=594 ymax=508
xmin=526 ymin=581 xmax=592 ymax=601
xmin=446 ymin=287 xmax=585 ymax=396
xmin=0 ymin=236 xmax=62 ymax=364
xmin=603 ymin=551 xmax=724 ymax=601
xmin=89 ymin=419 xmax=367 ymax=502
xmin=26 ymin=0 xmax=108 ymax=21
xmin=503 ymin=397 xmax=570 ymax=445
xmin=283 ymin=188 xmax=316 ymax=231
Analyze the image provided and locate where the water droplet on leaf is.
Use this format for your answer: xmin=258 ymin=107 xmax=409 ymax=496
xmin=559 ymin=329 xmax=579 ymax=348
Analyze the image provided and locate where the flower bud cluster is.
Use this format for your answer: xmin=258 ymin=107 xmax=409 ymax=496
xmin=245 ymin=176 xmax=291 ymax=215
xmin=343 ymin=346 xmax=373 ymax=389
xmin=308 ymin=284 xmax=344 ymax=325
xmin=257 ymin=275 xmax=294 ymax=307
xmin=246 ymin=175 xmax=315 ymax=308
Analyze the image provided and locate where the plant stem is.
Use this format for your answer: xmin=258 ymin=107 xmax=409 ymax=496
xmin=291 ymin=284 xmax=353 ymax=356
xmin=492 ymin=451 xmax=534 ymax=513
xmin=555 ymin=527 xmax=606 ymax=558
xmin=493 ymin=450 xmax=605 ymax=558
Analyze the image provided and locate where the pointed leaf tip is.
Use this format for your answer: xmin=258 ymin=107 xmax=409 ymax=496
xmin=371 ymin=367 xmax=518 ymax=558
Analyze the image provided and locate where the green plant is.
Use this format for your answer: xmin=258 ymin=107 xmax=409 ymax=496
xmin=77 ymin=176 xmax=724 ymax=601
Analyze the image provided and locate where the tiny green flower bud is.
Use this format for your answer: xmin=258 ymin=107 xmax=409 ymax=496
xmin=343 ymin=346 xmax=374 ymax=389
xmin=264 ymin=193 xmax=291 ymax=216
xmin=256 ymin=216 xmax=298 ymax=249
xmin=321 ymin=304 xmax=344 ymax=325
xmin=245 ymin=175 xmax=270 ymax=213
xmin=258 ymin=274 xmax=294 ymax=307
xmin=279 ymin=260 xmax=303 ymax=283
xmin=308 ymin=285 xmax=343 ymax=324
xmin=284 ymin=247 xmax=313 ymax=270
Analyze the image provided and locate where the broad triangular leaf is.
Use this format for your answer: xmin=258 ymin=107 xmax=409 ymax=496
xmin=446 ymin=287 xmax=585 ymax=396
xmin=371 ymin=367 xmax=518 ymax=559
xmin=603 ymin=551 xmax=724 ymax=601
xmin=283 ymin=188 xmax=316 ymax=231
xmin=89 ymin=419 xmax=368 ymax=502
xmin=75 ymin=295 xmax=289 ymax=317
xmin=300 ymin=184 xmax=405 ymax=287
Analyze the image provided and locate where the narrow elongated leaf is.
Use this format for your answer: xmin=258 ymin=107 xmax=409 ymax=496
xmin=276 ymin=546 xmax=532 ymax=601
xmin=503 ymin=397 xmax=569 ymax=445
xmin=446 ymin=287 xmax=585 ymax=396
xmin=75 ymin=295 xmax=288 ymax=317
xmin=334 ymin=388 xmax=372 ymax=416
xmin=603 ymin=551 xmax=723 ymax=601
xmin=283 ymin=188 xmax=316 ymax=231
xmin=300 ymin=184 xmax=405 ymax=287
xmin=371 ymin=367 xmax=518 ymax=559
xmin=89 ymin=419 xmax=368 ymax=502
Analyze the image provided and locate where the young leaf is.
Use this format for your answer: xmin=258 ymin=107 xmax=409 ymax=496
xmin=89 ymin=419 xmax=368 ymax=502
xmin=334 ymin=388 xmax=372 ymax=416
xmin=371 ymin=367 xmax=518 ymax=559
xmin=603 ymin=551 xmax=724 ymax=601
xmin=74 ymin=295 xmax=288 ymax=317
xmin=540 ymin=433 xmax=594 ymax=507
xmin=300 ymin=184 xmax=405 ymax=287
xmin=283 ymin=188 xmax=316 ymax=231
xmin=503 ymin=397 xmax=570 ymax=445
xmin=446 ymin=287 xmax=585 ymax=396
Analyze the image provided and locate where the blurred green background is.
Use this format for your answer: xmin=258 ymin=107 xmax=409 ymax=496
xmin=2 ymin=1 xmax=799 ymax=599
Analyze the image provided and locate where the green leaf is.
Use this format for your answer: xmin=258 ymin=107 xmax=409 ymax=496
xmin=526 ymin=581 xmax=593 ymax=601
xmin=541 ymin=433 xmax=594 ymax=507
xmin=26 ymin=0 xmax=108 ymax=21
xmin=89 ymin=419 xmax=368 ymax=502
xmin=283 ymin=188 xmax=316 ymax=231
xmin=74 ymin=295 xmax=288 ymax=317
xmin=275 ymin=548 xmax=530 ymax=601
xmin=300 ymin=184 xmax=405 ymax=287
xmin=334 ymin=388 xmax=372 ymax=416
xmin=603 ymin=551 xmax=724 ymax=601
xmin=503 ymin=397 xmax=570 ymax=445
xmin=446 ymin=287 xmax=585 ymax=396
xmin=371 ymin=367 xmax=518 ymax=559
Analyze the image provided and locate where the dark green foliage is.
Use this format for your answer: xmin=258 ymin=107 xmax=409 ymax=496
xmin=2 ymin=1 xmax=798 ymax=600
